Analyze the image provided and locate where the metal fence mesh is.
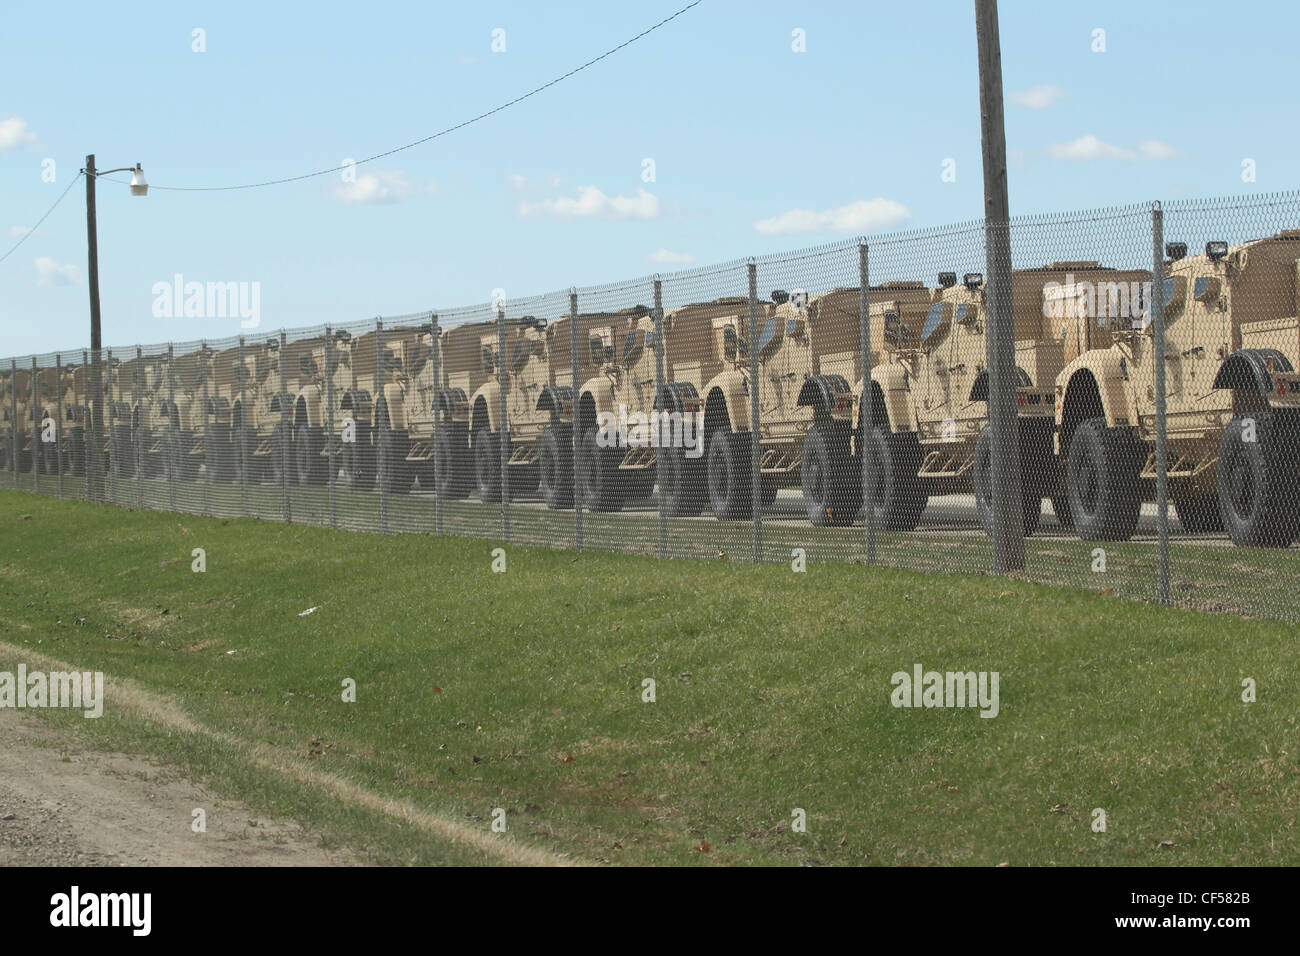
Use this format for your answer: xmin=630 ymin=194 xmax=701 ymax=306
xmin=5 ymin=191 xmax=1300 ymax=621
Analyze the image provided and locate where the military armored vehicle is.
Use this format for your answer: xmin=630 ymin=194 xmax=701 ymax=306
xmin=421 ymin=319 xmax=501 ymax=501
xmin=574 ymin=298 xmax=756 ymax=515
xmin=2 ymin=367 xmax=34 ymax=474
xmin=1056 ymin=233 xmax=1300 ymax=546
xmin=286 ymin=329 xmax=366 ymax=487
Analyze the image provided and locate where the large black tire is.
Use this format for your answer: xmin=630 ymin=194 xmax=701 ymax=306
xmin=539 ymin=425 xmax=574 ymax=510
xmin=473 ymin=427 xmax=502 ymax=502
xmin=972 ymin=424 xmax=1044 ymax=537
xmin=374 ymin=410 xmax=411 ymax=496
xmin=802 ymin=422 xmax=858 ymax=526
xmin=339 ymin=420 xmax=373 ymax=491
xmin=110 ymin=425 xmax=134 ymax=478
xmin=67 ymin=426 xmax=86 ymax=477
xmin=161 ymin=426 xmax=198 ymax=482
xmin=294 ymin=423 xmax=327 ymax=487
xmin=268 ymin=422 xmax=291 ymax=486
xmin=204 ymin=423 xmax=232 ymax=483
xmin=132 ymin=424 xmax=157 ymax=479
xmin=434 ymin=422 xmax=472 ymax=499
xmin=233 ymin=426 xmax=262 ymax=485
xmin=578 ymin=426 xmax=624 ymax=512
xmin=706 ymin=426 xmax=752 ymax=520
xmin=861 ymin=426 xmax=927 ymax=531
xmin=1172 ymin=490 xmax=1224 ymax=535
xmin=1050 ymin=495 xmax=1074 ymax=531
xmin=1065 ymin=417 xmax=1141 ymax=541
xmin=658 ymin=445 xmax=705 ymax=518
xmin=1217 ymin=412 xmax=1300 ymax=548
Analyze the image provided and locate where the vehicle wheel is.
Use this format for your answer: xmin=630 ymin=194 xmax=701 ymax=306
xmin=658 ymin=445 xmax=704 ymax=517
xmin=579 ymin=426 xmax=624 ymax=512
xmin=1217 ymin=412 xmax=1300 ymax=547
xmin=375 ymin=412 xmax=411 ymax=496
xmin=1065 ymin=417 xmax=1141 ymax=541
xmin=1050 ymin=495 xmax=1074 ymax=531
xmin=802 ymin=422 xmax=857 ymax=526
xmin=473 ymin=427 xmax=502 ymax=502
xmin=861 ymin=426 xmax=927 ymax=531
xmin=1172 ymin=491 xmax=1223 ymax=534
xmin=268 ymin=422 xmax=290 ymax=486
xmin=204 ymin=423 xmax=232 ymax=482
xmin=539 ymin=425 xmax=574 ymax=510
xmin=232 ymin=426 xmax=262 ymax=485
xmin=40 ymin=435 xmax=58 ymax=475
xmin=293 ymin=423 xmax=326 ymax=486
xmin=68 ymin=426 xmax=86 ymax=477
xmin=132 ymin=424 xmax=156 ymax=479
xmin=706 ymin=426 xmax=752 ymax=520
xmin=973 ymin=424 xmax=1044 ymax=537
xmin=340 ymin=420 xmax=373 ymax=491
xmin=432 ymin=422 xmax=471 ymax=499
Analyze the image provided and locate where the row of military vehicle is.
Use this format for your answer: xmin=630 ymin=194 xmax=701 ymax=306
xmin=5 ymin=230 xmax=1300 ymax=547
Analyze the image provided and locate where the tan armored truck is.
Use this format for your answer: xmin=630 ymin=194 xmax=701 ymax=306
xmin=286 ymin=329 xmax=367 ymax=487
xmin=1056 ymin=233 xmax=1300 ymax=546
xmin=574 ymin=299 xmax=748 ymax=514
xmin=419 ymin=319 xmax=502 ymax=500
xmin=225 ymin=338 xmax=289 ymax=484
xmin=778 ymin=283 xmax=934 ymax=527
xmin=3 ymin=367 xmax=36 ymax=473
xmin=462 ymin=316 xmax=550 ymax=503
xmin=818 ymin=264 xmax=1147 ymax=534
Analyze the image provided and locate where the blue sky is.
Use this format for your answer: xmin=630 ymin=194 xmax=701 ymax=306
xmin=1 ymin=0 xmax=1294 ymax=356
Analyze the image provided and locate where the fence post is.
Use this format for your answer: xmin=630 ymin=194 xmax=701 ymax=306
xmin=86 ymin=349 xmax=95 ymax=501
xmin=1150 ymin=203 xmax=1171 ymax=604
xmin=570 ymin=290 xmax=582 ymax=550
xmin=135 ymin=346 xmax=143 ymax=510
xmin=9 ymin=360 xmax=16 ymax=481
xmin=747 ymin=262 xmax=762 ymax=562
xmin=431 ymin=315 xmax=443 ymax=535
xmin=200 ymin=341 xmax=210 ymax=517
xmin=55 ymin=354 xmax=64 ymax=497
xmin=653 ymin=278 xmax=667 ymax=558
xmin=238 ymin=337 xmax=248 ymax=517
xmin=376 ymin=319 xmax=387 ymax=533
xmin=326 ymin=325 xmax=337 ymax=529
xmin=31 ymin=357 xmax=39 ymax=492
xmin=279 ymin=331 xmax=291 ymax=523
xmin=497 ymin=303 xmax=510 ymax=543
xmin=167 ymin=344 xmax=177 ymax=511
xmin=859 ymin=242 xmax=876 ymax=563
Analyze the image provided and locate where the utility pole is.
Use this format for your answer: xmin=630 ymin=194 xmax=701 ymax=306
xmin=85 ymin=155 xmax=104 ymax=501
xmin=974 ymin=0 xmax=1025 ymax=572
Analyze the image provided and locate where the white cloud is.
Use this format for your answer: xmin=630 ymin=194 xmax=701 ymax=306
xmin=508 ymin=173 xmax=528 ymax=191
xmin=34 ymin=257 xmax=79 ymax=287
xmin=0 ymin=117 xmax=37 ymax=151
xmin=1008 ymin=84 xmax=1066 ymax=109
xmin=649 ymin=249 xmax=695 ymax=265
xmin=9 ymin=225 xmax=45 ymax=238
xmin=330 ymin=168 xmax=434 ymax=204
xmin=518 ymin=186 xmax=660 ymax=221
xmin=1045 ymin=134 xmax=1184 ymax=162
xmin=753 ymin=198 xmax=911 ymax=237
xmin=1137 ymin=139 xmax=1184 ymax=160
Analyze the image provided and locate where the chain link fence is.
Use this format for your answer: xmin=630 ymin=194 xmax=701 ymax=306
xmin=4 ymin=191 xmax=1300 ymax=621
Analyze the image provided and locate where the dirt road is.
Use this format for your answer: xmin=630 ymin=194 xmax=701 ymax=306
xmin=0 ymin=711 xmax=356 ymax=867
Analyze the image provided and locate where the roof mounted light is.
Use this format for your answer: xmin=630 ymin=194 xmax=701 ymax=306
xmin=938 ymin=272 xmax=957 ymax=288
xmin=1165 ymin=241 xmax=1187 ymax=261
xmin=1206 ymin=241 xmax=1229 ymax=261
xmin=963 ymin=272 xmax=984 ymax=290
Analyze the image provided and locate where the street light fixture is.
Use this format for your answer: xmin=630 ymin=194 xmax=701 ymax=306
xmin=83 ymin=154 xmax=147 ymax=500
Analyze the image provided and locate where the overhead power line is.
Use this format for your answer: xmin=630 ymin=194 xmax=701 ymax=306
xmin=0 ymin=171 xmax=84 ymax=265
xmin=139 ymin=1 xmax=704 ymax=193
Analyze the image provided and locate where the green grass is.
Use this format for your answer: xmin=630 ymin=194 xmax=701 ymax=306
xmin=1 ymin=488 xmax=1297 ymax=865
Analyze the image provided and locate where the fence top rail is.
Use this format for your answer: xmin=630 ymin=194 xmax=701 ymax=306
xmin=6 ymin=189 xmax=1299 ymax=364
